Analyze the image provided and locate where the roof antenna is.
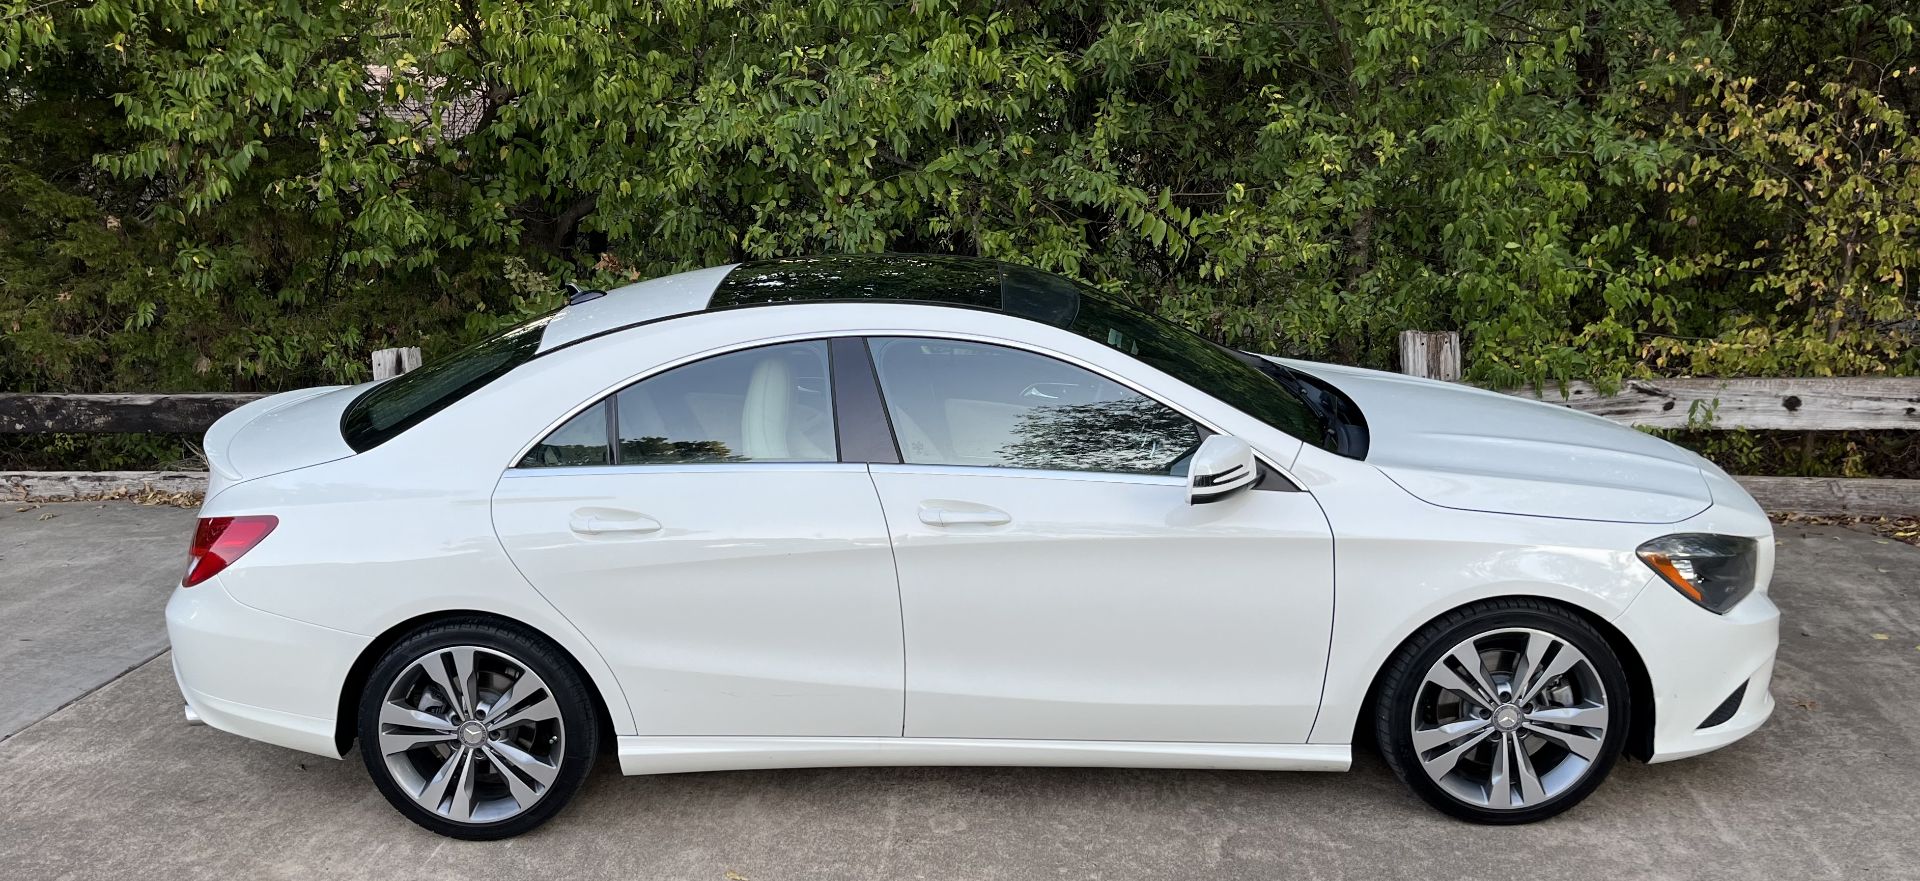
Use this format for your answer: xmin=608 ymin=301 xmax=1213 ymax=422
xmin=564 ymin=281 xmax=607 ymax=306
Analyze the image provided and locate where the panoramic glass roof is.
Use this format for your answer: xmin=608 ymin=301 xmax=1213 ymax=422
xmin=343 ymin=254 xmax=1340 ymax=456
xmin=712 ymin=254 xmax=1011 ymax=311
xmin=710 ymin=254 xmax=1333 ymax=452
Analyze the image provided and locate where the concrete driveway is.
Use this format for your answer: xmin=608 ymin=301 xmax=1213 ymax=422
xmin=0 ymin=501 xmax=197 ymax=737
xmin=1 ymin=502 xmax=1916 ymax=880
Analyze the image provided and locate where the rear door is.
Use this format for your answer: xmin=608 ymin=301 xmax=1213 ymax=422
xmin=862 ymin=336 xmax=1336 ymax=744
xmin=490 ymin=339 xmax=904 ymax=736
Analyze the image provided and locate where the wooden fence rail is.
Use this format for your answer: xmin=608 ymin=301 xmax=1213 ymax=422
xmin=1503 ymin=377 xmax=1920 ymax=431
xmin=0 ymin=347 xmax=421 ymax=434
xmin=11 ymin=380 xmax=1915 ymax=434
xmin=0 ymin=393 xmax=264 ymax=434
xmin=3 ymin=350 xmax=1915 ymax=514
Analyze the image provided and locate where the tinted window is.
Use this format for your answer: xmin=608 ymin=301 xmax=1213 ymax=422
xmin=341 ymin=314 xmax=556 ymax=452
xmin=616 ymin=341 xmax=834 ymax=464
xmin=519 ymin=341 xmax=837 ymax=467
xmin=998 ymin=266 xmax=1332 ymax=451
xmin=869 ymin=337 xmax=1200 ymax=475
xmin=711 ymin=256 xmax=1337 ymax=453
xmin=518 ymin=401 xmax=610 ymax=467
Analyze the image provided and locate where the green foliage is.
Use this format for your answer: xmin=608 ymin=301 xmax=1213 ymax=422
xmin=1 ymin=0 xmax=1915 ymax=398
xmin=0 ymin=433 xmax=200 ymax=471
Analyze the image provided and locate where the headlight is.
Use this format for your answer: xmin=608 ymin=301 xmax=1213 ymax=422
xmin=1636 ymin=534 xmax=1760 ymax=614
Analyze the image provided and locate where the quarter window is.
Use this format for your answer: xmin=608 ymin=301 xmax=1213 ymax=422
xmin=868 ymin=337 xmax=1200 ymax=475
xmin=518 ymin=341 xmax=836 ymax=468
xmin=519 ymin=401 xmax=610 ymax=467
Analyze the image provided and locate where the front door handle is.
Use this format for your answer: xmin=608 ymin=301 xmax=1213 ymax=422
xmin=569 ymin=510 xmax=663 ymax=535
xmin=918 ymin=503 xmax=1012 ymax=527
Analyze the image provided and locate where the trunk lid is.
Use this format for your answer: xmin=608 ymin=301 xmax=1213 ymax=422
xmin=203 ymin=386 xmax=358 ymax=497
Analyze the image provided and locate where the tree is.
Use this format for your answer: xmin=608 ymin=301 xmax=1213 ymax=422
xmin=1 ymin=0 xmax=1913 ymax=401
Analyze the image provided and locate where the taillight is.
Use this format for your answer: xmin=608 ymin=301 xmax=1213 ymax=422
xmin=183 ymin=515 xmax=278 ymax=587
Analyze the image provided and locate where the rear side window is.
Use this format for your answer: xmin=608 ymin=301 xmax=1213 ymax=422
xmin=517 ymin=340 xmax=837 ymax=468
xmin=341 ymin=315 xmax=556 ymax=452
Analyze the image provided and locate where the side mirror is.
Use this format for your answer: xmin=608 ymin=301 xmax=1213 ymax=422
xmin=1187 ymin=435 xmax=1258 ymax=505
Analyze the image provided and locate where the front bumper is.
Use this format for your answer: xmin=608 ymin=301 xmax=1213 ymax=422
xmin=166 ymin=577 xmax=370 ymax=759
xmin=1613 ymin=572 xmax=1780 ymax=763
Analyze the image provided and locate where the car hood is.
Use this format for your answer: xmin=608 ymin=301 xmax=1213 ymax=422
xmin=1277 ymin=359 xmax=1713 ymax=523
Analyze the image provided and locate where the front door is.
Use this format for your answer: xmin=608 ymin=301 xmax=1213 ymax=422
xmin=863 ymin=336 xmax=1335 ymax=744
xmin=491 ymin=340 xmax=903 ymax=736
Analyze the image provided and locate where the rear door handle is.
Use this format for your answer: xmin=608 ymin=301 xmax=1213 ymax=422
xmin=569 ymin=510 xmax=663 ymax=535
xmin=917 ymin=503 xmax=1011 ymax=527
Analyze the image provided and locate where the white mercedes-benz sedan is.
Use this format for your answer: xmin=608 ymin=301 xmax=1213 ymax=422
xmin=167 ymin=254 xmax=1778 ymax=838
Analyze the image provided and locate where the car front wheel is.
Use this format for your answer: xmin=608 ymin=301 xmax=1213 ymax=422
xmin=357 ymin=620 xmax=598 ymax=839
xmin=1374 ymin=598 xmax=1629 ymax=823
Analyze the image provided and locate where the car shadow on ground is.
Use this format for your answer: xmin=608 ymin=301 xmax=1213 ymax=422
xmin=0 ymin=523 xmax=1914 ymax=880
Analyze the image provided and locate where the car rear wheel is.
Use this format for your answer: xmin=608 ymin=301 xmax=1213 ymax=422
xmin=357 ymin=620 xmax=597 ymax=839
xmin=1374 ymin=599 xmax=1629 ymax=823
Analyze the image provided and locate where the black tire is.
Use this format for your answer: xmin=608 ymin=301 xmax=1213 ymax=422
xmin=357 ymin=618 xmax=598 ymax=839
xmin=1373 ymin=598 xmax=1630 ymax=824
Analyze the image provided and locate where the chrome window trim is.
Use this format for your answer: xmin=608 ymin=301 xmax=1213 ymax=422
xmin=865 ymin=463 xmax=1186 ymax=488
xmin=502 ymin=322 xmax=1305 ymax=491
xmin=502 ymin=461 xmax=867 ymax=479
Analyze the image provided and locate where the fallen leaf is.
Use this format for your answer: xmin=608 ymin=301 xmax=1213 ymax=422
xmin=1872 ymin=633 xmax=1891 ymax=640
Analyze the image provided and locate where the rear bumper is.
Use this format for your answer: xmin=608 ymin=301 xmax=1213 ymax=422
xmin=165 ymin=577 xmax=369 ymax=759
xmin=1613 ymin=575 xmax=1780 ymax=763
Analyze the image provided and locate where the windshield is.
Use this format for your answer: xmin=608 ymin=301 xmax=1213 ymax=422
xmin=998 ymin=266 xmax=1337 ymax=453
xmin=340 ymin=315 xmax=557 ymax=452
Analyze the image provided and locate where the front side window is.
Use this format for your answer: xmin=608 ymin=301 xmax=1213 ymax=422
xmin=998 ymin=265 xmax=1336 ymax=453
xmin=869 ymin=337 xmax=1200 ymax=475
xmin=518 ymin=340 xmax=836 ymax=468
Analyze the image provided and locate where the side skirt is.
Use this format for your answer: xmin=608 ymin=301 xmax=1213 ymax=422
xmin=616 ymin=736 xmax=1352 ymax=776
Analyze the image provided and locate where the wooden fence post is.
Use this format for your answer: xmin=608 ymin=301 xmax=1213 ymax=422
xmin=371 ymin=346 xmax=423 ymax=380
xmin=1398 ymin=331 xmax=1461 ymax=381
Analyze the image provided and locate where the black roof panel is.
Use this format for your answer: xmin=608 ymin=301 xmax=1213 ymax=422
xmin=711 ymin=254 xmax=1010 ymax=311
xmin=712 ymin=253 xmax=1090 ymax=332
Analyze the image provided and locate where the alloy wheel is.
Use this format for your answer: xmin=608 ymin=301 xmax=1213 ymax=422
xmin=1410 ymin=627 xmax=1610 ymax=811
xmin=376 ymin=645 xmax=566 ymax=824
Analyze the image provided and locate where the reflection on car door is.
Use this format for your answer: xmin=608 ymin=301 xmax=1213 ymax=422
xmin=491 ymin=341 xmax=904 ymax=736
xmin=864 ymin=337 xmax=1335 ymax=744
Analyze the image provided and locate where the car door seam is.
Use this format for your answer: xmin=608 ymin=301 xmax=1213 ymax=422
xmin=485 ymin=469 xmax=641 ymax=736
xmin=1301 ymin=489 xmax=1341 ymax=744
xmin=863 ymin=464 xmax=911 ymax=738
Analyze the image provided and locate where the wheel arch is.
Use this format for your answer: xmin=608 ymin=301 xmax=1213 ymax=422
xmin=1352 ymin=595 xmax=1656 ymax=762
xmin=333 ymin=609 xmax=618 ymax=757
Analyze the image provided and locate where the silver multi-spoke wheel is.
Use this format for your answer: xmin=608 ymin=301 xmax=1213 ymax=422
xmin=377 ymin=645 xmax=565 ymax=825
xmin=1411 ymin=627 xmax=1610 ymax=811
